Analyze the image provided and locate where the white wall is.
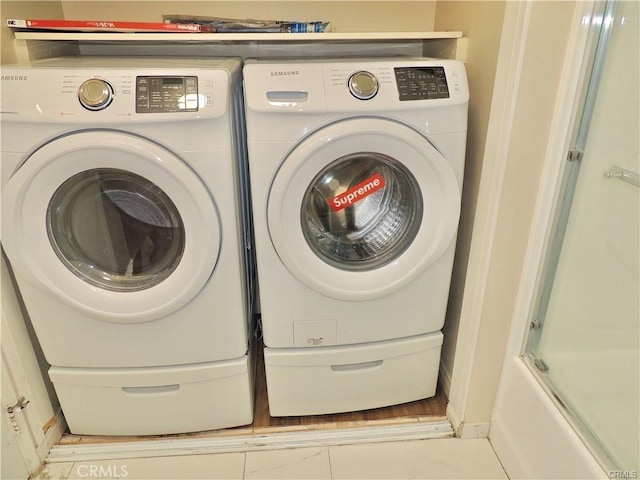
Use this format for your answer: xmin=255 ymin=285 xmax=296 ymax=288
xmin=60 ymin=1 xmax=437 ymax=33
xmin=433 ymin=0 xmax=506 ymax=396
xmin=446 ymin=0 xmax=581 ymax=435
xmin=0 ymin=1 xmax=65 ymax=64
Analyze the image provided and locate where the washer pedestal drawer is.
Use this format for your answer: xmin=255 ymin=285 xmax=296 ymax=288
xmin=263 ymin=332 xmax=443 ymax=417
xmin=49 ymin=354 xmax=254 ymax=436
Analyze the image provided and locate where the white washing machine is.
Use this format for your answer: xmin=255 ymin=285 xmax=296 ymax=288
xmin=1 ymin=57 xmax=256 ymax=434
xmin=243 ymin=57 xmax=468 ymax=416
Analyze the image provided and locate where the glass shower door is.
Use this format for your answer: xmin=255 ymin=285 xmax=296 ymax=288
xmin=525 ymin=0 xmax=639 ymax=473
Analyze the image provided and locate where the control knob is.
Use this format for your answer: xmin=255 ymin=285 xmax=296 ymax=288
xmin=78 ymin=78 xmax=114 ymax=111
xmin=348 ymin=71 xmax=379 ymax=100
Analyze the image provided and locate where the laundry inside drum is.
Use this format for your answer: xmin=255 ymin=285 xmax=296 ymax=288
xmin=301 ymin=152 xmax=423 ymax=271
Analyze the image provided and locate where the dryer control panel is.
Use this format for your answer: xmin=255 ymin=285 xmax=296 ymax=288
xmin=136 ymin=76 xmax=199 ymax=113
xmin=394 ymin=67 xmax=449 ymax=101
xmin=0 ymin=60 xmax=236 ymax=123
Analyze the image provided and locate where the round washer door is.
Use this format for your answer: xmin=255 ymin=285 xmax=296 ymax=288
xmin=268 ymin=117 xmax=461 ymax=301
xmin=1 ymin=130 xmax=220 ymax=323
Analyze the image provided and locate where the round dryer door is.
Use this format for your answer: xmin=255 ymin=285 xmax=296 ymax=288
xmin=268 ymin=117 xmax=461 ymax=301
xmin=1 ymin=130 xmax=221 ymax=323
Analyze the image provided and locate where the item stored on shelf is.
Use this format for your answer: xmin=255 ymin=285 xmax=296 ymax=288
xmin=6 ymin=18 xmax=217 ymax=33
xmin=162 ymin=15 xmax=332 ymax=33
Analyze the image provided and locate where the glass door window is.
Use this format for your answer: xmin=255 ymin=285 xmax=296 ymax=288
xmin=301 ymin=152 xmax=422 ymax=271
xmin=48 ymin=168 xmax=185 ymax=292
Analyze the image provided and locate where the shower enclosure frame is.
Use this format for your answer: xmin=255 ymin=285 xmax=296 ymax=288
xmin=522 ymin=0 xmax=638 ymax=472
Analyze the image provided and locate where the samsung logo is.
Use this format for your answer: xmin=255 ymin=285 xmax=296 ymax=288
xmin=1 ymin=75 xmax=28 ymax=81
xmin=270 ymin=71 xmax=300 ymax=77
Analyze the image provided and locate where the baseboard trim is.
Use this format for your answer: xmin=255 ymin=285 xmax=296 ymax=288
xmin=46 ymin=419 xmax=454 ymax=463
xmin=446 ymin=404 xmax=463 ymax=437
xmin=458 ymin=422 xmax=491 ymax=439
xmin=37 ymin=410 xmax=66 ymax=463
xmin=446 ymin=405 xmax=489 ymax=439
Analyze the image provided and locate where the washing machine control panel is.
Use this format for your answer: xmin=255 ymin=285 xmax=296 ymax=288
xmin=135 ymin=76 xmax=199 ymax=113
xmin=394 ymin=67 xmax=449 ymax=101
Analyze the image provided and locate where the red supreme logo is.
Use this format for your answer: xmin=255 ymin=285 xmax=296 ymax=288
xmin=329 ymin=173 xmax=386 ymax=212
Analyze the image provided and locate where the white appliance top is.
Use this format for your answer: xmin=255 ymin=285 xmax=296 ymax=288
xmin=7 ymin=55 xmax=241 ymax=71
xmin=243 ymin=57 xmax=469 ymax=114
xmin=1 ymin=56 xmax=241 ymax=123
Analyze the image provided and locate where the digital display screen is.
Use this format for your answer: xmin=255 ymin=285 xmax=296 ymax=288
xmin=394 ymin=67 xmax=449 ymax=101
xmin=136 ymin=76 xmax=198 ymax=113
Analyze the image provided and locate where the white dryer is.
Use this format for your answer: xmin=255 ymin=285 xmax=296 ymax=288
xmin=1 ymin=57 xmax=255 ymax=434
xmin=243 ymin=57 xmax=468 ymax=416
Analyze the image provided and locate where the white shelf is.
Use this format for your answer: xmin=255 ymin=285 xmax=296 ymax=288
xmin=11 ymin=30 xmax=466 ymax=64
xmin=13 ymin=30 xmax=462 ymax=42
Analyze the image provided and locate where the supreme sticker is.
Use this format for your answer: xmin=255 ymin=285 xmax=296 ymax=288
xmin=329 ymin=173 xmax=386 ymax=212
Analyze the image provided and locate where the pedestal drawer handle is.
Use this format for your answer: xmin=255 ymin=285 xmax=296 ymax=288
xmin=122 ymin=384 xmax=180 ymax=395
xmin=331 ymin=360 xmax=383 ymax=372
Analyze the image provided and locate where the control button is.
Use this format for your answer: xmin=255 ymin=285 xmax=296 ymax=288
xmin=78 ymin=78 xmax=114 ymax=111
xmin=348 ymin=71 xmax=379 ymax=100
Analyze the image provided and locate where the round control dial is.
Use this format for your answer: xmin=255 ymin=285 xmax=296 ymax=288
xmin=348 ymin=71 xmax=379 ymax=100
xmin=78 ymin=78 xmax=114 ymax=111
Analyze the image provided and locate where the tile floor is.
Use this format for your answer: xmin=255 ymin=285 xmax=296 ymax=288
xmin=33 ymin=438 xmax=508 ymax=479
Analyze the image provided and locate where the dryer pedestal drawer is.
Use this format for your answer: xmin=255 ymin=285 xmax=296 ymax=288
xmin=49 ymin=354 xmax=254 ymax=436
xmin=263 ymin=332 xmax=443 ymax=417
